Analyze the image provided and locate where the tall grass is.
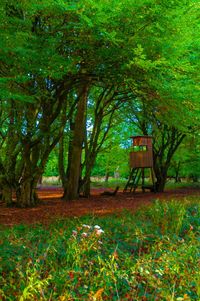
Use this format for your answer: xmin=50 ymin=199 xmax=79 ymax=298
xmin=0 ymin=198 xmax=199 ymax=300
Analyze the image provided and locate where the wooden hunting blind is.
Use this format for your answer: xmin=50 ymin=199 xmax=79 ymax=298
xmin=130 ymin=136 xmax=153 ymax=168
xmin=124 ymin=135 xmax=156 ymax=193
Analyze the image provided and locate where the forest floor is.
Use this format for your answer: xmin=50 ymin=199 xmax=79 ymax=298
xmin=0 ymin=186 xmax=199 ymax=227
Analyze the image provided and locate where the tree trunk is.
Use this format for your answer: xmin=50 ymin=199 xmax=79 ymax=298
xmin=105 ymin=172 xmax=109 ymax=182
xmin=153 ymin=128 xmax=185 ymax=192
xmin=62 ymin=181 xmax=68 ymax=199
xmin=16 ymin=177 xmax=38 ymax=208
xmin=83 ymin=179 xmax=91 ymax=197
xmin=58 ymin=134 xmax=66 ymax=198
xmin=154 ymin=164 xmax=168 ymax=192
xmin=153 ymin=156 xmax=166 ymax=192
xmin=155 ymin=175 xmax=166 ymax=192
xmin=1 ymin=184 xmax=13 ymax=206
xmin=80 ymin=174 xmax=91 ymax=197
xmin=61 ymin=120 xmax=74 ymax=199
xmin=15 ymin=162 xmax=40 ymax=208
xmin=80 ymin=155 xmax=96 ymax=197
xmin=64 ymin=84 xmax=89 ymax=201
xmin=174 ymin=161 xmax=181 ymax=183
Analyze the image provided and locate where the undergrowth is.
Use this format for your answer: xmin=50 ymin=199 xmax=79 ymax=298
xmin=0 ymin=198 xmax=199 ymax=300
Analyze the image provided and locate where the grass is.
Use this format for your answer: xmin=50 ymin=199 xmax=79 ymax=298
xmin=38 ymin=176 xmax=200 ymax=191
xmin=165 ymin=181 xmax=200 ymax=190
xmin=0 ymin=198 xmax=200 ymax=300
xmin=90 ymin=177 xmax=200 ymax=190
xmin=91 ymin=177 xmax=127 ymax=189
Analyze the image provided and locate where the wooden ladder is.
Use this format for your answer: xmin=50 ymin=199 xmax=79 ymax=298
xmin=123 ymin=168 xmax=142 ymax=192
xmin=123 ymin=167 xmax=156 ymax=193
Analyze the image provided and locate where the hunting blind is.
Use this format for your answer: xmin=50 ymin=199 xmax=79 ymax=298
xmin=124 ymin=136 xmax=156 ymax=193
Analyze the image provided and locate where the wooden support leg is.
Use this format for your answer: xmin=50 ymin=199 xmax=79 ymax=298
xmin=130 ymin=168 xmax=139 ymax=192
xmin=133 ymin=169 xmax=141 ymax=193
xmin=142 ymin=168 xmax=145 ymax=193
xmin=151 ymin=168 xmax=156 ymax=192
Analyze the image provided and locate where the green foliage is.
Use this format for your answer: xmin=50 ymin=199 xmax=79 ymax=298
xmin=1 ymin=0 xmax=200 ymax=201
xmin=140 ymin=199 xmax=187 ymax=236
xmin=91 ymin=122 xmax=133 ymax=178
xmin=44 ymin=148 xmax=59 ymax=177
xmin=0 ymin=198 xmax=199 ymax=300
xmin=169 ymin=135 xmax=200 ymax=181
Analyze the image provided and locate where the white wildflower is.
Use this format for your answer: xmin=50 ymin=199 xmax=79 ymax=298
xmin=94 ymin=225 xmax=101 ymax=230
xmin=82 ymin=232 xmax=88 ymax=237
xmin=82 ymin=224 xmax=91 ymax=229
xmin=96 ymin=229 xmax=104 ymax=236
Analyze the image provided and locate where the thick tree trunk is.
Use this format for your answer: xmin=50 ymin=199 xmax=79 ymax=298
xmin=155 ymin=176 xmax=166 ymax=192
xmin=15 ymin=161 xmax=40 ymax=208
xmin=16 ymin=177 xmax=38 ymax=208
xmin=154 ymin=163 xmax=169 ymax=192
xmin=1 ymin=184 xmax=13 ymax=206
xmin=80 ymin=174 xmax=91 ymax=197
xmin=80 ymin=156 xmax=96 ymax=197
xmin=64 ymin=84 xmax=89 ymax=201
xmin=153 ymin=158 xmax=167 ymax=192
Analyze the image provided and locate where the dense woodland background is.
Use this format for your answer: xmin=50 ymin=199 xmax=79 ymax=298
xmin=0 ymin=0 xmax=200 ymax=207
xmin=0 ymin=2 xmax=200 ymax=299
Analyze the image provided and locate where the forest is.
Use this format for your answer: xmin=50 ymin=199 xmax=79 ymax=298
xmin=0 ymin=0 xmax=200 ymax=300
xmin=0 ymin=0 xmax=199 ymax=207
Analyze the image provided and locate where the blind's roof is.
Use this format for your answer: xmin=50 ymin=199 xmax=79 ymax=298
xmin=130 ymin=136 xmax=153 ymax=139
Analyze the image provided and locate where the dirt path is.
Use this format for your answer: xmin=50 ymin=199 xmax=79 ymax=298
xmin=0 ymin=187 xmax=199 ymax=227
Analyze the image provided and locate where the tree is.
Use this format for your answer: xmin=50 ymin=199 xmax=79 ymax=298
xmin=118 ymin=0 xmax=200 ymax=191
xmin=58 ymin=0 xmax=200 ymax=198
xmin=169 ymin=135 xmax=200 ymax=183
xmin=122 ymin=90 xmax=199 ymax=191
xmin=0 ymin=0 xmax=77 ymax=206
xmin=64 ymin=83 xmax=90 ymax=200
xmin=81 ymin=85 xmax=131 ymax=196
xmin=1 ymin=0 xmax=199 ymax=205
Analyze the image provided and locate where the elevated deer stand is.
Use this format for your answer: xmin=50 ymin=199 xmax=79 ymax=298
xmin=123 ymin=136 xmax=156 ymax=193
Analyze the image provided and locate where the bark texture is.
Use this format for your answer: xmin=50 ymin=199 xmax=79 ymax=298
xmin=64 ymin=84 xmax=89 ymax=200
